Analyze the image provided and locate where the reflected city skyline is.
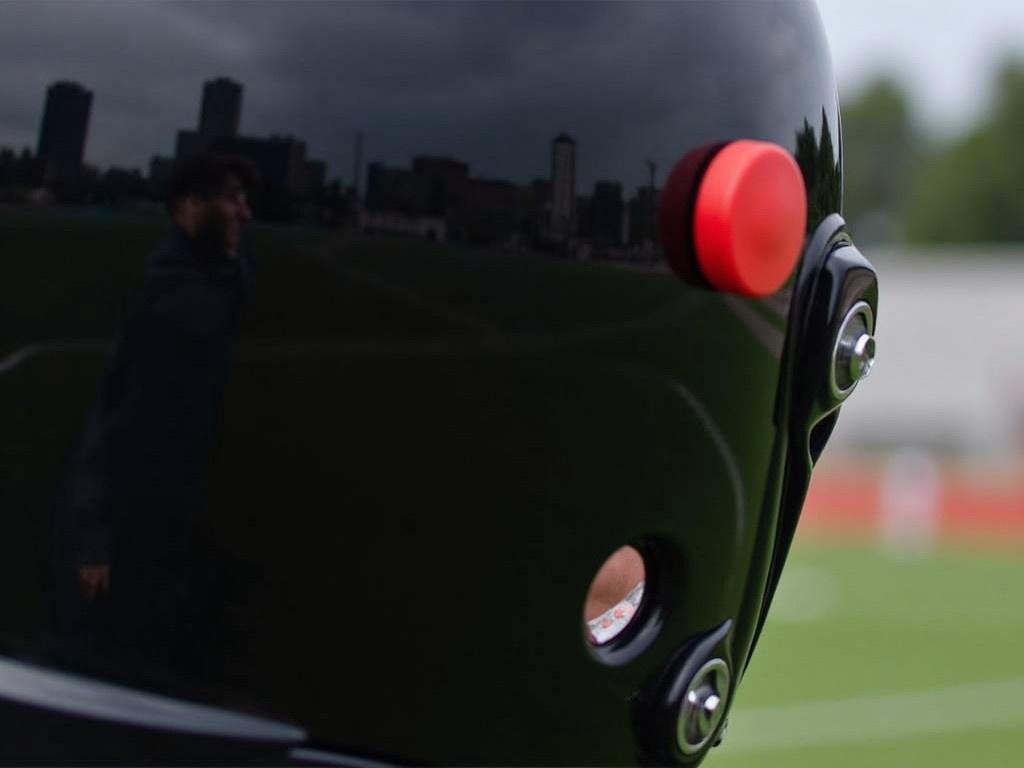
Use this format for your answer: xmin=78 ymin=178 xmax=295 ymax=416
xmin=1 ymin=75 xmax=665 ymax=258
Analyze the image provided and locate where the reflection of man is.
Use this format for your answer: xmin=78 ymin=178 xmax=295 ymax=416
xmin=53 ymin=153 xmax=255 ymax=676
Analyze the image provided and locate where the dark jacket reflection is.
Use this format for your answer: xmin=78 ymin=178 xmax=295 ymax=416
xmin=53 ymin=223 xmax=250 ymax=678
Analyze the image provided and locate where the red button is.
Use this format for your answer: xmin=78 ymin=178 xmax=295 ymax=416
xmin=693 ymin=140 xmax=807 ymax=297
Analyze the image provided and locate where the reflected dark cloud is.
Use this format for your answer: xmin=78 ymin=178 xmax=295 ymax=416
xmin=0 ymin=1 xmax=834 ymax=194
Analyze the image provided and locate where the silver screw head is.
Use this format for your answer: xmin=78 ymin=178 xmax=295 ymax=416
xmin=830 ymin=301 xmax=876 ymax=399
xmin=850 ymin=333 xmax=876 ymax=381
xmin=677 ymin=659 xmax=730 ymax=756
xmin=702 ymin=693 xmax=722 ymax=721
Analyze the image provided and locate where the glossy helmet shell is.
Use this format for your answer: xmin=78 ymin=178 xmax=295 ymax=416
xmin=268 ymin=2 xmax=846 ymax=764
xmin=0 ymin=2 xmax=870 ymax=766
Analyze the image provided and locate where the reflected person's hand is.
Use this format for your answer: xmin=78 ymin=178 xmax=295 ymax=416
xmin=79 ymin=564 xmax=110 ymax=601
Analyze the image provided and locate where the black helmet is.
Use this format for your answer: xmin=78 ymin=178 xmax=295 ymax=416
xmin=0 ymin=1 xmax=877 ymax=765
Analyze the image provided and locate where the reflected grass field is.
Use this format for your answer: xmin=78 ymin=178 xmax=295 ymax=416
xmin=5 ymin=207 xmax=1017 ymax=763
xmin=717 ymin=538 xmax=1024 ymax=767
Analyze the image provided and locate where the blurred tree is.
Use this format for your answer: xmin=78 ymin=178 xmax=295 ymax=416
xmin=904 ymin=57 xmax=1024 ymax=243
xmin=840 ymin=77 xmax=920 ymax=243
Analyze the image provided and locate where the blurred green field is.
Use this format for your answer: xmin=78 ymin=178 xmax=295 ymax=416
xmin=716 ymin=538 xmax=1024 ymax=767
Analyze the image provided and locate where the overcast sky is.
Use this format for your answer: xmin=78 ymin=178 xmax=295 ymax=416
xmin=819 ymin=0 xmax=1024 ymax=135
xmin=1 ymin=1 xmax=1021 ymax=183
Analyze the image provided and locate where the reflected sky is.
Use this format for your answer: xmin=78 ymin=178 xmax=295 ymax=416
xmin=0 ymin=0 xmax=826 ymax=192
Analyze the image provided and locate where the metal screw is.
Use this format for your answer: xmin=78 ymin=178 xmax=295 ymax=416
xmin=677 ymin=659 xmax=730 ymax=756
xmin=850 ymin=332 xmax=876 ymax=381
xmin=830 ymin=301 xmax=876 ymax=399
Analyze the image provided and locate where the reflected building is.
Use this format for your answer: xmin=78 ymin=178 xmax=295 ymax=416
xmin=412 ymin=156 xmax=470 ymax=238
xmin=366 ymin=162 xmax=429 ymax=215
xmin=213 ymin=135 xmax=308 ymax=195
xmin=628 ymin=186 xmax=660 ymax=246
xmin=364 ymin=156 xmax=526 ymax=245
xmin=199 ymin=77 xmax=243 ymax=141
xmin=576 ymin=194 xmax=592 ymax=240
xmin=148 ymin=155 xmax=175 ymax=194
xmin=175 ymin=77 xmax=243 ymax=161
xmin=95 ymin=167 xmax=146 ymax=205
xmin=174 ymin=129 xmax=203 ymax=161
xmin=466 ymin=178 xmax=519 ymax=245
xmin=590 ymin=181 xmax=624 ymax=247
xmin=523 ymin=179 xmax=552 ymax=244
xmin=364 ymin=161 xmax=443 ymax=239
xmin=304 ymin=160 xmax=327 ymax=199
xmin=211 ymin=134 xmax=321 ymax=219
xmin=170 ymin=79 xmax=328 ymax=216
xmin=0 ymin=147 xmax=41 ymax=190
xmin=550 ymin=133 xmax=576 ymax=237
xmin=37 ymin=81 xmax=93 ymax=182
xmin=362 ymin=136 xmax=606 ymax=248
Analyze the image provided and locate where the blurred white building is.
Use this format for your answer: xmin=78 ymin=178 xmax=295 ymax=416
xmin=827 ymin=247 xmax=1024 ymax=460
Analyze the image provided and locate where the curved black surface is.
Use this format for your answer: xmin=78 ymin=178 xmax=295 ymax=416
xmin=0 ymin=1 xmax=854 ymax=764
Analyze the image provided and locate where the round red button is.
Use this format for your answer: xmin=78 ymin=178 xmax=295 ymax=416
xmin=693 ymin=140 xmax=807 ymax=297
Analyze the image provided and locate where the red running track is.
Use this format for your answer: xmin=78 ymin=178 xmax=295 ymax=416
xmin=802 ymin=465 xmax=1024 ymax=546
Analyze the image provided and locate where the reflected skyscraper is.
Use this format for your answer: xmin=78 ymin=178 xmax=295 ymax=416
xmin=551 ymin=133 xmax=576 ymax=237
xmin=199 ymin=77 xmax=243 ymax=140
xmin=36 ymin=81 xmax=92 ymax=182
xmin=177 ymin=77 xmax=244 ymax=160
xmin=170 ymin=78 xmax=326 ymax=215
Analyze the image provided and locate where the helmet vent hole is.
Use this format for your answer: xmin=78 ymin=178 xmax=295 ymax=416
xmin=583 ymin=545 xmax=646 ymax=646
